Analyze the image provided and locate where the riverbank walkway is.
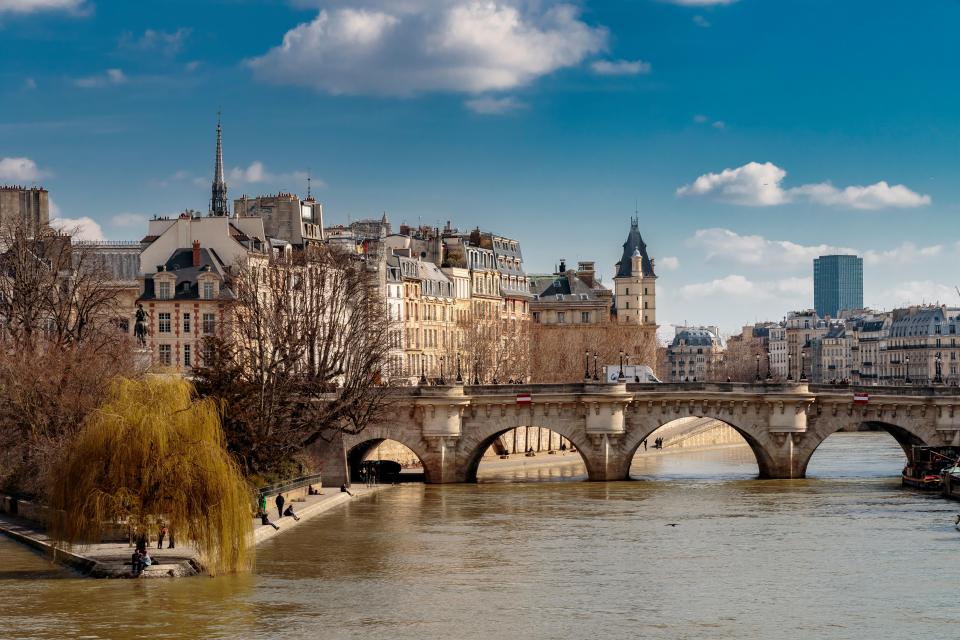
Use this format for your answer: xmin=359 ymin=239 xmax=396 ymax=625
xmin=0 ymin=484 xmax=388 ymax=578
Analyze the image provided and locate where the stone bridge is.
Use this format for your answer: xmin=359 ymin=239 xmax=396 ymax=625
xmin=319 ymin=382 xmax=960 ymax=485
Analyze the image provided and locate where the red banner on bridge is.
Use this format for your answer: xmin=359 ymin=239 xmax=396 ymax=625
xmin=516 ymin=393 xmax=532 ymax=404
xmin=853 ymin=392 xmax=869 ymax=405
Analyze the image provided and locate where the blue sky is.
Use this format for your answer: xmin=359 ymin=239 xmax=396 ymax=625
xmin=3 ymin=0 xmax=960 ymax=334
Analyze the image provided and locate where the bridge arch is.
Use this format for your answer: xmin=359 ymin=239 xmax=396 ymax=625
xmin=342 ymin=429 xmax=434 ymax=483
xmin=793 ymin=417 xmax=935 ymax=478
xmin=621 ymin=414 xmax=781 ymax=479
xmin=456 ymin=421 xmax=596 ymax=483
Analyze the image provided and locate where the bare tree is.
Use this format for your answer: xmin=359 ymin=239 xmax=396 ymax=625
xmin=709 ymin=337 xmax=766 ymax=382
xmin=193 ymin=246 xmax=392 ymax=479
xmin=529 ymin=323 xmax=657 ymax=383
xmin=0 ymin=224 xmax=135 ymax=497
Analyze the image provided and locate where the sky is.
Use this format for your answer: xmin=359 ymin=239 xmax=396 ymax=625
xmin=3 ymin=0 xmax=960 ymax=335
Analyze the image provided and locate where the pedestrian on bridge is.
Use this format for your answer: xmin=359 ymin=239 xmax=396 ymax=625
xmin=276 ymin=493 xmax=285 ymax=520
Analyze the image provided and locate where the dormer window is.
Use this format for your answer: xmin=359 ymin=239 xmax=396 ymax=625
xmin=158 ymin=281 xmax=172 ymax=300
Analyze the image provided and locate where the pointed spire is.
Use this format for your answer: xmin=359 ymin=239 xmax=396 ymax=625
xmin=306 ymin=168 xmax=312 ymax=200
xmin=210 ymin=111 xmax=228 ymax=216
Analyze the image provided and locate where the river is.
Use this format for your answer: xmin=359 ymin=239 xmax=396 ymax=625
xmin=1 ymin=432 xmax=958 ymax=639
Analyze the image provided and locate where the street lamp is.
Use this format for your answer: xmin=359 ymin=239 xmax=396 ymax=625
xmin=935 ymin=352 xmax=943 ymax=384
xmin=618 ymin=349 xmax=626 ymax=381
xmin=419 ymin=354 xmax=427 ymax=385
xmin=765 ymin=352 xmax=772 ymax=381
xmin=905 ymin=356 xmax=911 ymax=385
xmin=787 ymin=353 xmax=793 ymax=381
xmin=755 ymin=353 xmax=761 ymax=382
xmin=800 ymin=352 xmax=807 ymax=381
xmin=473 ymin=357 xmax=480 ymax=385
xmin=593 ymin=352 xmax=599 ymax=381
xmin=456 ymin=352 xmax=463 ymax=384
xmin=439 ymin=356 xmax=446 ymax=385
xmin=584 ymin=349 xmax=591 ymax=381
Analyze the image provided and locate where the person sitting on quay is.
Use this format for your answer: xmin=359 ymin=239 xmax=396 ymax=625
xmin=341 ymin=483 xmax=354 ymax=496
xmin=308 ymin=484 xmax=321 ymax=496
xmin=260 ymin=511 xmax=280 ymax=531
xmin=131 ymin=549 xmax=153 ymax=576
xmin=283 ymin=504 xmax=301 ymax=521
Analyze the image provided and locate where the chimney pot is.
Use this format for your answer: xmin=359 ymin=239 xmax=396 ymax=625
xmin=192 ymin=240 xmax=201 ymax=267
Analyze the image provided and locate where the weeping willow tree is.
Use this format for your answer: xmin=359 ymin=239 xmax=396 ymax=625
xmin=48 ymin=376 xmax=253 ymax=575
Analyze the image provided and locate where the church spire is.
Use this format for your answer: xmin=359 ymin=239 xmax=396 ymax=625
xmin=210 ymin=112 xmax=228 ymax=216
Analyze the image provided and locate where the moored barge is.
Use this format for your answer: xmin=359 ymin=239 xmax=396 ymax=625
xmin=902 ymin=446 xmax=960 ymax=490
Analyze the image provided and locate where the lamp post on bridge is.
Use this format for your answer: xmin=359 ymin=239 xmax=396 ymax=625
xmin=787 ymin=353 xmax=793 ymax=381
xmin=765 ymin=351 xmax=772 ymax=381
xmin=593 ymin=352 xmax=599 ymax=381
xmin=584 ymin=349 xmax=591 ymax=381
xmin=456 ymin=352 xmax=463 ymax=384
xmin=618 ymin=349 xmax=626 ymax=381
xmin=800 ymin=351 xmax=807 ymax=381
xmin=755 ymin=353 xmax=761 ymax=382
xmin=439 ymin=356 xmax=446 ymax=386
xmin=419 ymin=354 xmax=427 ymax=386
xmin=935 ymin=352 xmax=943 ymax=385
xmin=905 ymin=356 xmax=911 ymax=385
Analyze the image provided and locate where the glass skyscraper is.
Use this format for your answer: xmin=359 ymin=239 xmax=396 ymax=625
xmin=813 ymin=255 xmax=863 ymax=318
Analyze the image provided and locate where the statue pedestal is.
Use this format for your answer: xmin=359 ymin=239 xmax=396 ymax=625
xmin=133 ymin=347 xmax=152 ymax=370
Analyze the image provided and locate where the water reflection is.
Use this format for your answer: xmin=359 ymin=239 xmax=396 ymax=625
xmin=1 ymin=433 xmax=957 ymax=640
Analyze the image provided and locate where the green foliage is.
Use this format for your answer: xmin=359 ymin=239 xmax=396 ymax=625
xmin=48 ymin=376 xmax=253 ymax=575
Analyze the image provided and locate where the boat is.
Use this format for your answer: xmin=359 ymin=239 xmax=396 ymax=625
xmin=902 ymin=446 xmax=960 ymax=491
xmin=941 ymin=464 xmax=960 ymax=501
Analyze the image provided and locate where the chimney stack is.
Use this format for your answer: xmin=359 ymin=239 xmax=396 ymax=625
xmin=192 ymin=240 xmax=201 ymax=267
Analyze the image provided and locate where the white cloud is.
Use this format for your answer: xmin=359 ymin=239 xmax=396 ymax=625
xmin=692 ymin=15 xmax=710 ymax=27
xmin=0 ymin=156 xmax=48 ymax=182
xmin=0 ymin=0 xmax=84 ymax=13
xmin=790 ymin=181 xmax=931 ymax=210
xmin=678 ymin=274 xmax=812 ymax=301
xmin=693 ymin=114 xmax=708 ymax=123
xmin=677 ymin=161 xmax=931 ymax=210
xmin=590 ymin=59 xmax=651 ymax=76
xmin=74 ymin=68 xmax=127 ymax=89
xmin=877 ymin=281 xmax=959 ymax=308
xmin=678 ymin=161 xmax=788 ymax=206
xmin=119 ymin=28 xmax=191 ymax=56
xmin=110 ymin=213 xmax=147 ymax=228
xmin=688 ymin=228 xmax=855 ymax=267
xmin=659 ymin=256 xmax=680 ymax=270
xmin=228 ymin=161 xmax=311 ymax=188
xmin=863 ymin=242 xmax=942 ymax=266
xmin=465 ymin=95 xmax=526 ymax=114
xmin=50 ymin=216 xmax=105 ymax=242
xmin=711 ymin=120 xmax=725 ymax=129
xmin=247 ymin=2 xmax=607 ymax=96
xmin=24 ymin=77 xmax=37 ymax=90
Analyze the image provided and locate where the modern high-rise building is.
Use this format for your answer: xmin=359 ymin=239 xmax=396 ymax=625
xmin=813 ymin=254 xmax=863 ymax=318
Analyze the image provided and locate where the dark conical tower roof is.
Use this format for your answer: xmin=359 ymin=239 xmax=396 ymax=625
xmin=210 ymin=113 xmax=229 ymax=216
xmin=615 ymin=216 xmax=655 ymax=278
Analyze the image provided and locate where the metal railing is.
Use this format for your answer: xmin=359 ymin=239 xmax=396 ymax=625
xmin=257 ymin=473 xmax=323 ymax=498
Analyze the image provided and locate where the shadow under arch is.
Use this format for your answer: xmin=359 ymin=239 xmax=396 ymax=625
xmin=346 ymin=437 xmax=432 ymax=483
xmin=794 ymin=420 xmax=928 ymax=478
xmin=460 ymin=424 xmax=595 ymax=483
xmin=624 ymin=416 xmax=777 ymax=479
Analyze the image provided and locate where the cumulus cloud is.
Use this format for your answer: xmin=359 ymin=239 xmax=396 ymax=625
xmin=678 ymin=274 xmax=812 ymax=301
xmin=119 ymin=28 xmax=191 ymax=56
xmin=247 ymin=2 xmax=607 ymax=96
xmin=590 ymin=59 xmax=650 ymax=76
xmin=73 ymin=68 xmax=127 ymax=89
xmin=0 ymin=0 xmax=84 ymax=13
xmin=228 ymin=161 xmax=311 ymax=188
xmin=465 ymin=95 xmax=526 ymax=114
xmin=110 ymin=212 xmax=148 ymax=228
xmin=659 ymin=256 xmax=680 ymax=270
xmin=877 ymin=280 xmax=959 ymax=308
xmin=0 ymin=156 xmax=48 ymax=182
xmin=688 ymin=228 xmax=855 ymax=267
xmin=677 ymin=161 xmax=931 ymax=210
xmin=692 ymin=15 xmax=711 ymax=27
xmin=50 ymin=216 xmax=105 ymax=242
xmin=863 ymin=242 xmax=942 ymax=266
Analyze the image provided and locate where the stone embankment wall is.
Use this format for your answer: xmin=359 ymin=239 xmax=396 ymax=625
xmin=656 ymin=417 xmax=745 ymax=450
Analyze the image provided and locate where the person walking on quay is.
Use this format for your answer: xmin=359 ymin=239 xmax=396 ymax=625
xmin=642 ymin=438 xmax=648 ymax=451
xmin=157 ymin=524 xmax=168 ymax=549
xmin=167 ymin=528 xmax=175 ymax=549
xmin=276 ymin=493 xmax=285 ymax=520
